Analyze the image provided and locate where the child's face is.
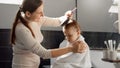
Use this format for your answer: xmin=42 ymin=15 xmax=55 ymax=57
xmin=63 ymin=27 xmax=80 ymax=43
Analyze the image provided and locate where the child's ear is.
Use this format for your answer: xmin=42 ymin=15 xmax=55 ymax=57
xmin=77 ymin=30 xmax=81 ymax=35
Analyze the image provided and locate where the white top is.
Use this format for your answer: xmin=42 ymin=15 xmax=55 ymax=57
xmin=12 ymin=16 xmax=66 ymax=68
xmin=51 ymin=35 xmax=92 ymax=68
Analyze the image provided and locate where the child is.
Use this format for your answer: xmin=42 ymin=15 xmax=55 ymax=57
xmin=51 ymin=19 xmax=92 ymax=68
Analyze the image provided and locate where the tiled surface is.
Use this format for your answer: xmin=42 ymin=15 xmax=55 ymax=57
xmin=0 ymin=29 xmax=12 ymax=68
xmin=0 ymin=62 xmax=12 ymax=68
xmin=82 ymin=32 xmax=120 ymax=48
xmin=0 ymin=29 xmax=11 ymax=43
xmin=0 ymin=46 xmax=12 ymax=61
xmin=41 ymin=30 xmax=64 ymax=49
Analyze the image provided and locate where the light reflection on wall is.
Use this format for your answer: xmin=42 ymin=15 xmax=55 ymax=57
xmin=0 ymin=0 xmax=23 ymax=5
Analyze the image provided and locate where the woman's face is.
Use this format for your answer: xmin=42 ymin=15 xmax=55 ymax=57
xmin=26 ymin=4 xmax=44 ymax=22
xmin=63 ymin=27 xmax=80 ymax=43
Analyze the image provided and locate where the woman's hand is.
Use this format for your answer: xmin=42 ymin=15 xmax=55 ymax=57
xmin=64 ymin=10 xmax=73 ymax=19
xmin=71 ymin=41 xmax=86 ymax=53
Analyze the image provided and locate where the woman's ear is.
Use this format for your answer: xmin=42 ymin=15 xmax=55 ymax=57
xmin=25 ymin=11 xmax=31 ymax=18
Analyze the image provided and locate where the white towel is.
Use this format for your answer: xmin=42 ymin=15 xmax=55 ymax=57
xmin=51 ymin=35 xmax=92 ymax=68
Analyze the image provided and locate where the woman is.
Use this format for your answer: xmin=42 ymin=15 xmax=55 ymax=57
xmin=11 ymin=0 xmax=86 ymax=68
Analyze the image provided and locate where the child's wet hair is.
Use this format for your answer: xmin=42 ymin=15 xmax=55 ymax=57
xmin=63 ymin=19 xmax=81 ymax=33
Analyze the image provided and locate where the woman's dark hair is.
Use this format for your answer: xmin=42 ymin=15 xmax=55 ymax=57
xmin=11 ymin=0 xmax=43 ymax=44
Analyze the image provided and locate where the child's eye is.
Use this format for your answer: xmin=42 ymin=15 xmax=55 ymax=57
xmin=67 ymin=35 xmax=72 ymax=38
xmin=68 ymin=35 xmax=72 ymax=37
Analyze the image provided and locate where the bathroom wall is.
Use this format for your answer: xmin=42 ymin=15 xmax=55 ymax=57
xmin=77 ymin=0 xmax=118 ymax=32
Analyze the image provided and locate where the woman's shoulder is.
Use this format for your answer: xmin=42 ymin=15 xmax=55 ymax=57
xmin=16 ymin=23 xmax=30 ymax=33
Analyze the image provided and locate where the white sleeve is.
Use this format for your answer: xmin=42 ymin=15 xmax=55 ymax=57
xmin=15 ymin=28 xmax=51 ymax=59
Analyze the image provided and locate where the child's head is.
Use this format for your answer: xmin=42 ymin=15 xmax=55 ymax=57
xmin=63 ymin=19 xmax=81 ymax=43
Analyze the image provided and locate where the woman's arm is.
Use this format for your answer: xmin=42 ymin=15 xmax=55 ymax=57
xmin=51 ymin=41 xmax=87 ymax=58
xmin=51 ymin=47 xmax=72 ymax=58
xmin=40 ymin=16 xmax=67 ymax=27
xmin=39 ymin=10 xmax=72 ymax=27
